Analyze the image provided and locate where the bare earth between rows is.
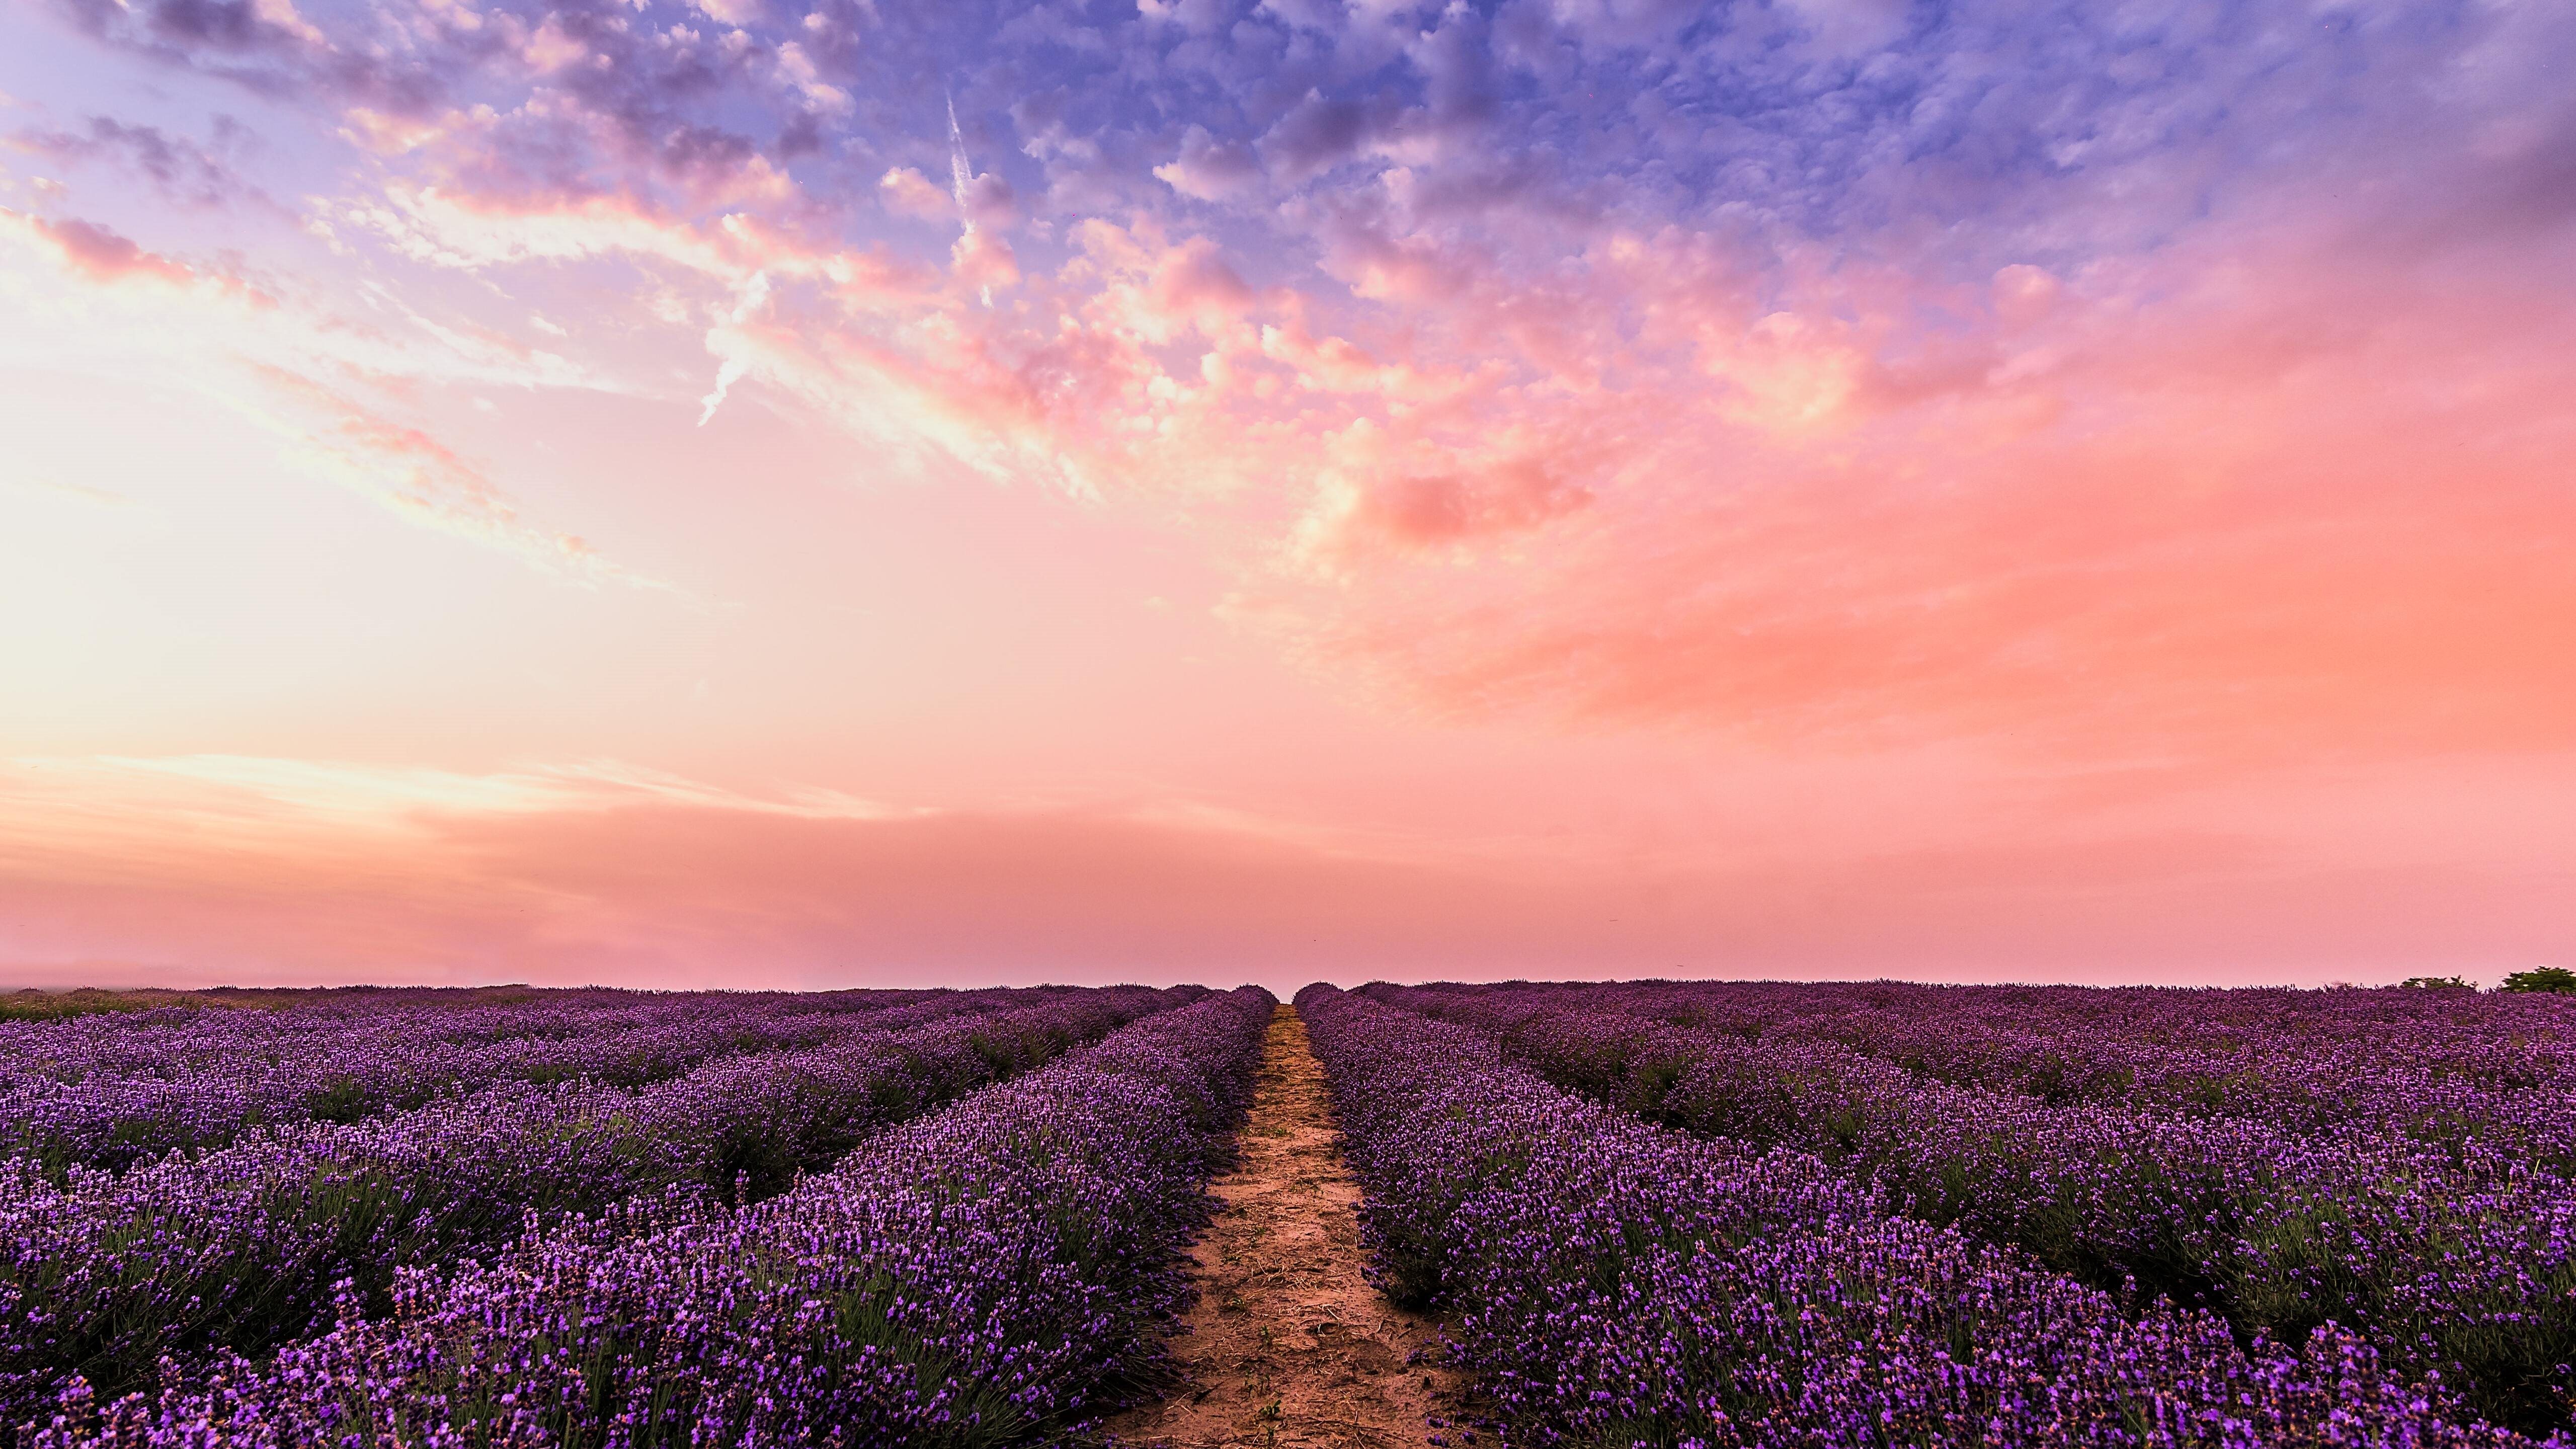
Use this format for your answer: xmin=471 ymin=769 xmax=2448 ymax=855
xmin=1106 ymin=1004 xmax=1457 ymax=1448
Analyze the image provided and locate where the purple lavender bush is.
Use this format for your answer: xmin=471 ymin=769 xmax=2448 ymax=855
xmin=27 ymin=987 xmax=1271 ymax=1448
xmin=1370 ymin=978 xmax=2576 ymax=1144
xmin=0 ymin=987 xmax=1021 ymax=1173
xmin=1362 ymin=981 xmax=2576 ymax=1436
xmin=1301 ymin=985 xmax=2563 ymax=1449
xmin=0 ymin=985 xmax=1193 ymax=1426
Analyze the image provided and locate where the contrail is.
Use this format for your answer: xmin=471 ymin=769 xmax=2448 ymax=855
xmin=946 ymin=91 xmax=992 ymax=306
xmin=945 ymin=92 xmax=974 ymax=223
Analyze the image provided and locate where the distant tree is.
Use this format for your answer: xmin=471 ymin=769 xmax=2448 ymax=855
xmin=2399 ymin=976 xmax=2473 ymax=990
xmin=2501 ymin=967 xmax=2576 ymax=995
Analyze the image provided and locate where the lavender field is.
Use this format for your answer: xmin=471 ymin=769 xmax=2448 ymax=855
xmin=4 ymin=979 xmax=2571 ymax=1446
xmin=6 ymin=984 xmax=1271 ymax=1445
xmin=1309 ymin=980 xmax=2576 ymax=1448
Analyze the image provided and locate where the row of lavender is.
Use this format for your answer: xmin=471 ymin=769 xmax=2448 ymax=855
xmin=0 ymin=987 xmax=1027 ymax=1172
xmin=30 ymin=987 xmax=1273 ymax=1448
xmin=1303 ymin=985 xmax=2562 ymax=1448
xmin=2 ymin=984 xmax=1209 ymax=1431
xmin=1365 ymin=977 xmax=2576 ymax=1179
xmin=1357 ymin=981 xmax=2576 ymax=1439
xmin=1440 ymin=978 xmax=2576 ymax=1141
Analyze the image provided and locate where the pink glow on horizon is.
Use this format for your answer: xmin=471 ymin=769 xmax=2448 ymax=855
xmin=0 ymin=0 xmax=2569 ymax=992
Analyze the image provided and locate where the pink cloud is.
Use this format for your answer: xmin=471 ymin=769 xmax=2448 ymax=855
xmin=246 ymin=366 xmax=636 ymax=582
xmin=1161 ymin=189 xmax=2575 ymax=771
xmin=38 ymin=215 xmax=195 ymax=283
xmin=2 ymin=756 xmax=2565 ymax=991
xmin=293 ymin=89 xmax=2573 ymax=783
xmin=876 ymin=165 xmax=953 ymax=221
xmin=949 ymin=226 xmax=1018 ymax=293
xmin=0 ymin=210 xmax=275 ymax=306
xmin=1332 ymin=457 xmax=1590 ymax=549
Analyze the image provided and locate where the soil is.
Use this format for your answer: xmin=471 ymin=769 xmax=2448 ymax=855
xmin=1104 ymin=1003 xmax=1458 ymax=1449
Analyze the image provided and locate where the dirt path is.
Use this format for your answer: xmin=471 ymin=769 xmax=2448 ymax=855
xmin=1106 ymin=1004 xmax=1454 ymax=1448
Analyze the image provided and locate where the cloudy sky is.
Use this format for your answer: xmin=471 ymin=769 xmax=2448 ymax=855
xmin=1 ymin=0 xmax=2568 ymax=992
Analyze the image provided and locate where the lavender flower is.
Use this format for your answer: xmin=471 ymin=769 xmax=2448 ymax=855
xmin=28 ymin=988 xmax=1271 ymax=1448
xmin=1304 ymin=984 xmax=2570 ymax=1448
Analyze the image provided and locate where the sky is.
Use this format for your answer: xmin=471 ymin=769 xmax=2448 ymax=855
xmin=0 ymin=0 xmax=2569 ymax=995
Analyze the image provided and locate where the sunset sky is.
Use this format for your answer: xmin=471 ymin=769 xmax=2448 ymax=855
xmin=2 ymin=0 xmax=2569 ymax=993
